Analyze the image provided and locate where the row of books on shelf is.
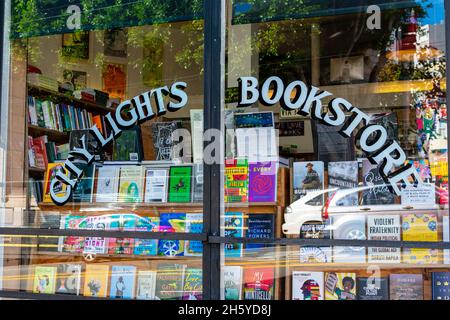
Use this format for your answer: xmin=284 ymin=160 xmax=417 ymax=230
xmin=293 ymin=159 xmax=448 ymax=206
xmin=27 ymin=96 xmax=107 ymax=134
xmin=28 ymin=135 xmax=69 ymax=169
xmin=290 ymin=271 xmax=450 ymax=300
xmin=32 ymin=264 xmax=201 ymax=300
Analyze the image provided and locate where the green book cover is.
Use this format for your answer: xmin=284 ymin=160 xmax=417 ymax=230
xmin=168 ymin=166 xmax=192 ymax=203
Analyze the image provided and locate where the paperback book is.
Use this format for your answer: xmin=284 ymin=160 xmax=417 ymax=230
xmin=112 ymin=126 xmax=143 ymax=161
xmin=84 ymin=264 xmax=110 ymax=297
xmin=362 ymin=159 xmax=396 ymax=205
xmin=158 ymin=213 xmax=186 ymax=257
xmin=151 ymin=121 xmax=183 ymax=161
xmin=136 ymin=270 xmax=157 ymax=300
xmin=222 ymin=266 xmax=243 ymax=300
xmin=168 ymin=166 xmax=193 ymax=203
xmin=224 ymin=212 xmax=244 ymax=258
xmin=389 ymin=274 xmax=423 ymax=300
xmin=55 ymin=264 xmax=82 ymax=295
xmin=184 ymin=213 xmax=203 ymax=256
xmin=33 ymin=266 xmax=57 ymax=294
xmin=248 ymin=161 xmax=277 ymax=202
xmin=299 ymin=221 xmax=332 ymax=264
xmin=402 ymin=213 xmax=439 ymax=242
xmin=325 ymin=272 xmax=357 ymax=300
xmin=95 ymin=165 xmax=119 ymax=202
xmin=134 ymin=216 xmax=159 ymax=256
xmin=43 ymin=162 xmax=68 ymax=203
xmin=155 ymin=263 xmax=187 ymax=300
xmin=144 ymin=167 xmax=169 ymax=203
xmin=182 ymin=268 xmax=203 ymax=300
xmin=71 ymin=162 xmax=95 ymax=202
xmin=328 ymin=161 xmax=358 ymax=206
xmin=367 ymin=215 xmax=401 ymax=263
xmin=245 ymin=214 xmax=274 ymax=252
xmin=292 ymin=271 xmax=324 ymax=300
xmin=357 ymin=277 xmax=389 ymax=300
xmin=192 ymin=163 xmax=204 ymax=203
xmin=243 ymin=268 xmax=274 ymax=300
xmin=225 ymin=159 xmax=249 ymax=203
xmin=118 ymin=166 xmax=144 ymax=203
xmin=82 ymin=215 xmax=109 ymax=255
xmin=109 ymin=265 xmax=137 ymax=299
xmin=432 ymin=272 xmax=450 ymax=300
xmin=107 ymin=214 xmax=136 ymax=255
xmin=60 ymin=215 xmax=85 ymax=253
xmin=292 ymin=161 xmax=324 ymax=205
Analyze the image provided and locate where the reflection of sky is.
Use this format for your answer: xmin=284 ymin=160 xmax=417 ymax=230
xmin=417 ymin=0 xmax=445 ymax=25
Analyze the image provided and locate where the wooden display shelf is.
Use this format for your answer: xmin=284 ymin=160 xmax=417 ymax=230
xmin=28 ymin=125 xmax=68 ymax=143
xmin=28 ymin=84 xmax=113 ymax=114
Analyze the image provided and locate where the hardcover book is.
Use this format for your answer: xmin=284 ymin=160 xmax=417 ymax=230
xmin=55 ymin=264 xmax=82 ymax=295
xmin=182 ymin=268 xmax=203 ymax=300
xmin=362 ymin=159 xmax=396 ymax=205
xmin=168 ymin=166 xmax=193 ymax=203
xmin=184 ymin=213 xmax=203 ymax=256
xmin=155 ymin=263 xmax=187 ymax=300
xmin=82 ymin=215 xmax=109 ymax=255
xmin=144 ymin=167 xmax=169 ymax=203
xmin=299 ymin=221 xmax=332 ymax=264
xmin=33 ymin=266 xmax=57 ymax=294
xmin=367 ymin=215 xmax=401 ymax=263
xmin=72 ymin=162 xmax=95 ymax=202
xmin=325 ymin=272 xmax=357 ymax=300
xmin=432 ymin=272 xmax=450 ymax=300
xmin=357 ymin=277 xmax=389 ymax=300
xmin=248 ymin=161 xmax=277 ymax=202
xmin=225 ymin=159 xmax=249 ymax=203
xmin=292 ymin=161 xmax=324 ymax=205
xmin=224 ymin=212 xmax=244 ymax=258
xmin=243 ymin=268 xmax=274 ymax=300
xmin=222 ymin=266 xmax=243 ymax=300
xmin=136 ymin=270 xmax=157 ymax=300
xmin=158 ymin=213 xmax=186 ymax=257
xmin=118 ymin=166 xmax=144 ymax=203
xmin=389 ymin=274 xmax=423 ymax=300
xmin=95 ymin=165 xmax=119 ymax=202
xmin=43 ymin=162 xmax=68 ymax=203
xmin=245 ymin=214 xmax=274 ymax=252
xmin=84 ymin=264 xmax=110 ymax=297
xmin=107 ymin=214 xmax=136 ymax=255
xmin=402 ymin=213 xmax=439 ymax=242
xmin=192 ymin=163 xmax=204 ymax=203
xmin=134 ymin=216 xmax=159 ymax=256
xmin=292 ymin=271 xmax=324 ymax=300
xmin=328 ymin=161 xmax=358 ymax=206
xmin=109 ymin=265 xmax=137 ymax=299
xmin=332 ymin=215 xmax=366 ymax=263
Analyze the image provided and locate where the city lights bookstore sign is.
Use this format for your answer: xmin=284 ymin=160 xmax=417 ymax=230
xmin=50 ymin=76 xmax=422 ymax=205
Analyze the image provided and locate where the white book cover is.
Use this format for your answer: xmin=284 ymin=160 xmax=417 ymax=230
xmin=292 ymin=271 xmax=324 ymax=300
xmin=184 ymin=213 xmax=203 ymax=257
xmin=136 ymin=270 xmax=157 ymax=300
xmin=222 ymin=266 xmax=243 ymax=300
xmin=190 ymin=109 xmax=204 ymax=164
xmin=367 ymin=215 xmax=401 ymax=263
xmin=83 ymin=215 xmax=109 ymax=255
xmin=332 ymin=215 xmax=366 ymax=263
xmin=401 ymin=183 xmax=436 ymax=206
xmin=300 ymin=246 xmax=332 ymax=264
xmin=236 ymin=127 xmax=278 ymax=162
xmin=118 ymin=165 xmax=144 ymax=203
xmin=95 ymin=165 xmax=119 ymax=202
xmin=144 ymin=167 xmax=169 ymax=203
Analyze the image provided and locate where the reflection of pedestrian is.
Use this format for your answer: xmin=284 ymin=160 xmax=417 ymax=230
xmin=302 ymin=163 xmax=321 ymax=190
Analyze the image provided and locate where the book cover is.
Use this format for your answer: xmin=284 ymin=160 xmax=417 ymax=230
xmin=367 ymin=215 xmax=401 ymax=263
xmin=155 ymin=263 xmax=187 ymax=300
xmin=158 ymin=213 xmax=186 ymax=257
xmin=60 ymin=215 xmax=85 ymax=253
xmin=112 ymin=127 xmax=143 ymax=161
xmin=432 ymin=272 xmax=450 ymax=300
xmin=107 ymin=214 xmax=136 ymax=255
xmin=151 ymin=121 xmax=183 ymax=161
xmin=43 ymin=162 xmax=68 ymax=203
xmin=144 ymin=167 xmax=169 ymax=203
xmin=357 ymin=277 xmax=389 ymax=300
xmin=225 ymin=159 xmax=248 ymax=203
xmin=33 ymin=266 xmax=57 ymax=294
xmin=168 ymin=166 xmax=193 ymax=203
xmin=95 ymin=165 xmax=119 ymax=202
xmin=299 ymin=221 xmax=332 ymax=263
xmin=134 ymin=216 xmax=159 ymax=256
xmin=55 ymin=264 xmax=82 ymax=295
xmin=225 ymin=212 xmax=244 ymax=258
xmin=222 ymin=266 xmax=243 ymax=300
xmin=234 ymin=112 xmax=274 ymax=128
xmin=328 ymin=161 xmax=358 ymax=206
xmin=190 ymin=109 xmax=204 ymax=163
xmin=402 ymin=213 xmax=439 ymax=242
xmin=325 ymin=272 xmax=357 ymax=300
xmin=248 ymin=161 xmax=277 ymax=202
xmin=184 ymin=213 xmax=203 ymax=256
xmin=72 ymin=162 xmax=95 ymax=202
xmin=136 ymin=270 xmax=157 ymax=300
xmin=332 ymin=215 xmax=366 ymax=263
xmin=245 ymin=214 xmax=274 ymax=252
xmin=362 ymin=159 xmax=396 ymax=205
xmin=182 ymin=268 xmax=203 ymax=300
xmin=243 ymin=268 xmax=274 ymax=300
xmin=109 ymin=265 xmax=137 ymax=299
xmin=84 ymin=264 xmax=110 ymax=297
xmin=82 ymin=215 xmax=109 ymax=255
xmin=402 ymin=248 xmax=440 ymax=264
xmin=293 ymin=161 xmax=324 ymax=205
xmin=292 ymin=271 xmax=324 ymax=300
xmin=192 ymin=163 xmax=204 ymax=203
xmin=389 ymin=274 xmax=423 ymax=300
xmin=118 ymin=166 xmax=144 ymax=203
xmin=69 ymin=129 xmax=103 ymax=161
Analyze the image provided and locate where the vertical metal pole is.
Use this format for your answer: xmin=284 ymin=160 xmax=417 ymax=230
xmin=203 ymin=0 xmax=225 ymax=300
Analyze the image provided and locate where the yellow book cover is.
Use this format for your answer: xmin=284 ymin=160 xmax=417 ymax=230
xmin=402 ymin=213 xmax=439 ymax=242
xmin=118 ymin=166 xmax=144 ymax=203
xmin=33 ymin=266 xmax=57 ymax=294
xmin=43 ymin=162 xmax=68 ymax=203
xmin=84 ymin=264 xmax=110 ymax=297
xmin=325 ymin=272 xmax=356 ymax=300
xmin=403 ymin=248 xmax=441 ymax=264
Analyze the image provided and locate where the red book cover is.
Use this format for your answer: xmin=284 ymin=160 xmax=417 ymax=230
xmin=243 ymin=268 xmax=274 ymax=300
xmin=33 ymin=136 xmax=48 ymax=169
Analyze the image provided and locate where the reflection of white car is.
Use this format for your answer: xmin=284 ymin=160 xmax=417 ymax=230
xmin=282 ymin=185 xmax=439 ymax=237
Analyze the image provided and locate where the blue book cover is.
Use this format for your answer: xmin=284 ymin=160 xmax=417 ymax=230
xmin=184 ymin=213 xmax=203 ymax=256
xmin=432 ymin=272 xmax=450 ymax=300
xmin=134 ymin=216 xmax=159 ymax=256
xmin=109 ymin=265 xmax=137 ymax=299
xmin=245 ymin=214 xmax=274 ymax=252
xmin=158 ymin=213 xmax=186 ymax=256
xmin=225 ymin=212 xmax=244 ymax=258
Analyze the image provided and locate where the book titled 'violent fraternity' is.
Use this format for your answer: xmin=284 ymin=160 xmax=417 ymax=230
xmin=367 ymin=215 xmax=401 ymax=263
xmin=293 ymin=161 xmax=324 ymax=205
xmin=243 ymin=268 xmax=274 ymax=300
xmin=357 ymin=277 xmax=389 ymax=300
xmin=248 ymin=161 xmax=277 ymax=202
xmin=389 ymin=274 xmax=423 ymax=300
xmin=292 ymin=271 xmax=324 ymax=300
